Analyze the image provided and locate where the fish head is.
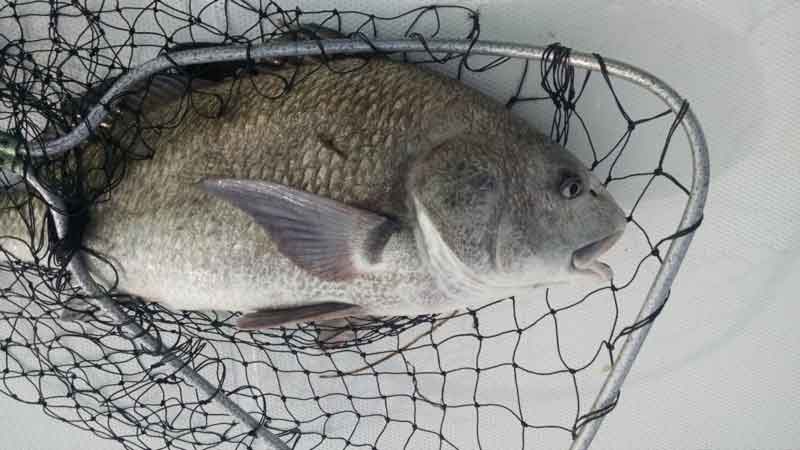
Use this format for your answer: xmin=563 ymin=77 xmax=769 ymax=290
xmin=408 ymin=132 xmax=627 ymax=300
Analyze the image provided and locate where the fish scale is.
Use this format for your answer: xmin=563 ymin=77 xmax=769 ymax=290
xmin=75 ymin=58 xmax=478 ymax=314
xmin=0 ymin=55 xmax=628 ymax=328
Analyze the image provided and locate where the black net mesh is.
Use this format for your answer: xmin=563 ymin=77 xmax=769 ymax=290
xmin=0 ymin=2 xmax=701 ymax=450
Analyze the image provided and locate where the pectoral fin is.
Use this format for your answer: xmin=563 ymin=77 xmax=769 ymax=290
xmin=237 ymin=302 xmax=363 ymax=329
xmin=201 ymin=179 xmax=401 ymax=281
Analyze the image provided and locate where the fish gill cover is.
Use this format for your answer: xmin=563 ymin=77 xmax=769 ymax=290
xmin=0 ymin=2 xmax=700 ymax=450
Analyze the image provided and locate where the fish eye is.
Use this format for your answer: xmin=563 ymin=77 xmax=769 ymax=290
xmin=559 ymin=175 xmax=583 ymax=199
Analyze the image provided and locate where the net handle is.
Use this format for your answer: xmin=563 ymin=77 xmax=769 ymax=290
xmin=15 ymin=38 xmax=709 ymax=450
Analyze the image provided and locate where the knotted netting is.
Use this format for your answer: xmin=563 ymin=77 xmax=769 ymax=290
xmin=0 ymin=2 xmax=706 ymax=450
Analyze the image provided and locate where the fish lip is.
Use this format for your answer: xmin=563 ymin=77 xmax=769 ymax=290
xmin=571 ymin=230 xmax=624 ymax=278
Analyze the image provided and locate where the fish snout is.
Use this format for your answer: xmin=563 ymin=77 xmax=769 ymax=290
xmin=589 ymin=173 xmax=628 ymax=244
xmin=571 ymin=229 xmax=624 ymax=281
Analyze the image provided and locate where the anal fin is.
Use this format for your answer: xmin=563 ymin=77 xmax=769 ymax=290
xmin=236 ymin=302 xmax=362 ymax=330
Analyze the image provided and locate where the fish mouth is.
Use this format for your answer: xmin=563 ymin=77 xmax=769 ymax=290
xmin=571 ymin=231 xmax=624 ymax=280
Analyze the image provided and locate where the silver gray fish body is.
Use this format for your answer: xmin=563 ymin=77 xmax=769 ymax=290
xmin=0 ymin=57 xmax=627 ymax=329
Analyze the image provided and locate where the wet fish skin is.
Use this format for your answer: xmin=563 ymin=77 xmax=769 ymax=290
xmin=0 ymin=55 xmax=627 ymax=328
xmin=86 ymin=58 xmax=501 ymax=316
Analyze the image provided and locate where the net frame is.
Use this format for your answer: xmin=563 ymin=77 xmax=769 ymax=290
xmin=7 ymin=36 xmax=709 ymax=450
